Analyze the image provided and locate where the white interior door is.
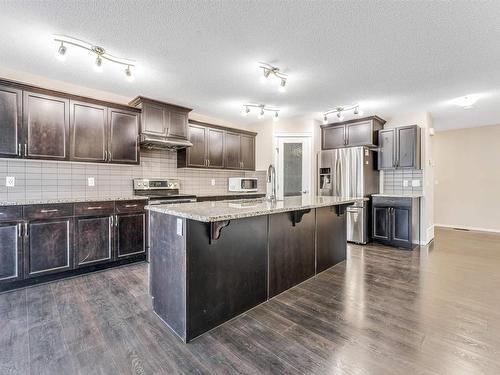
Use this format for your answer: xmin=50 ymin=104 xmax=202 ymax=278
xmin=275 ymin=136 xmax=312 ymax=199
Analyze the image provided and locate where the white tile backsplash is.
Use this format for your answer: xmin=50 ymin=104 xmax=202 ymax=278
xmin=0 ymin=149 xmax=267 ymax=201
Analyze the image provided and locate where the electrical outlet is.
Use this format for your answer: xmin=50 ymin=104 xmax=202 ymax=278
xmin=87 ymin=177 xmax=95 ymax=187
xmin=403 ymin=180 xmax=409 ymax=187
xmin=211 ymin=179 xmax=216 ymax=186
xmin=412 ymin=180 xmax=421 ymax=187
xmin=5 ymin=176 xmax=15 ymax=187
xmin=176 ymin=218 xmax=183 ymax=236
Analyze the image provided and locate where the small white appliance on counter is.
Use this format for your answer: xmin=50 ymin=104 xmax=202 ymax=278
xmin=228 ymin=177 xmax=258 ymax=192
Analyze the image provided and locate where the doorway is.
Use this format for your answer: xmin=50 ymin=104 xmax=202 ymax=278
xmin=274 ymin=134 xmax=312 ymax=199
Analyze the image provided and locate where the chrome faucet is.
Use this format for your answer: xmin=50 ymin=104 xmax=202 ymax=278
xmin=267 ymin=164 xmax=277 ymax=201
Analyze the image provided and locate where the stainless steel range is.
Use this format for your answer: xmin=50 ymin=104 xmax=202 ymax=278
xmin=133 ymin=178 xmax=196 ymax=205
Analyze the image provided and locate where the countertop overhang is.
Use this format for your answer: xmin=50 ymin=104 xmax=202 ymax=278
xmin=0 ymin=196 xmax=148 ymax=207
xmin=146 ymin=196 xmax=365 ymax=222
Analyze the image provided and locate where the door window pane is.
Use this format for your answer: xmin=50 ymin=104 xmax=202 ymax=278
xmin=284 ymin=143 xmax=302 ymax=197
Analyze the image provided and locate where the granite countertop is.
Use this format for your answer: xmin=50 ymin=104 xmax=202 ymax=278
xmin=147 ymin=196 xmax=365 ymax=222
xmin=0 ymin=196 xmax=148 ymax=207
xmin=372 ymin=193 xmax=423 ymax=198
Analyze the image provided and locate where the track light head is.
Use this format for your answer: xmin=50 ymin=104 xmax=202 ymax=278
xmin=337 ymin=112 xmax=344 ymax=121
xmin=55 ymin=42 xmax=67 ymax=61
xmin=94 ymin=55 xmax=103 ymax=72
xmin=273 ymin=111 xmax=279 ymax=122
xmin=278 ymin=79 xmax=287 ymax=93
xmin=125 ymin=66 xmax=134 ymax=81
xmin=323 ymin=115 xmax=328 ymax=124
xmin=259 ymin=108 xmax=265 ymax=118
xmin=241 ymin=106 xmax=250 ymax=116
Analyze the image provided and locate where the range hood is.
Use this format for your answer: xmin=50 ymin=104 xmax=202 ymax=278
xmin=129 ymin=96 xmax=193 ymax=151
xmin=140 ymin=134 xmax=193 ymax=150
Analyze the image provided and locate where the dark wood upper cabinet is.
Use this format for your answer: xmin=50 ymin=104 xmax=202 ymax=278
xmin=0 ymin=85 xmax=22 ymax=158
xmin=377 ymin=125 xmax=421 ymax=170
xmin=25 ymin=218 xmax=73 ymax=278
xmin=321 ymin=116 xmax=385 ymax=150
xmin=108 ymin=107 xmax=140 ymax=164
xmin=178 ymin=121 xmax=256 ymax=170
xmin=240 ymin=134 xmax=255 ymax=170
xmin=141 ymin=101 xmax=168 ymax=137
xmin=169 ymin=110 xmax=189 ymax=139
xmin=207 ymin=127 xmax=224 ymax=168
xmin=0 ymin=221 xmax=23 ymax=282
xmin=186 ymin=123 xmax=207 ymax=167
xmin=70 ymin=100 xmax=107 ymax=162
xmin=224 ymin=132 xmax=241 ymax=169
xmin=23 ymin=91 xmax=69 ymax=160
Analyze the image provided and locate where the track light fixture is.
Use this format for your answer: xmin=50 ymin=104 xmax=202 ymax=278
xmin=259 ymin=62 xmax=288 ymax=93
xmin=322 ymin=104 xmax=363 ymax=124
xmin=242 ymin=104 xmax=280 ymax=120
xmin=53 ymin=35 xmax=136 ymax=81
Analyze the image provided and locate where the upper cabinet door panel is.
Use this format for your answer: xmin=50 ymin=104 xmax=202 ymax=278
xmin=322 ymin=125 xmax=345 ymax=149
xmin=187 ymin=124 xmax=207 ymax=167
xmin=207 ymin=128 xmax=224 ymax=168
xmin=168 ymin=110 xmax=188 ymax=139
xmin=397 ymin=126 xmax=418 ymax=168
xmin=0 ymin=85 xmax=22 ymax=158
xmin=23 ymin=91 xmax=69 ymax=160
xmin=142 ymin=102 xmax=167 ymax=137
xmin=378 ymin=129 xmax=395 ymax=170
xmin=240 ymin=134 xmax=255 ymax=170
xmin=346 ymin=121 xmax=373 ymax=147
xmin=70 ymin=100 xmax=107 ymax=162
xmin=225 ymin=132 xmax=241 ymax=169
xmin=108 ymin=108 xmax=140 ymax=164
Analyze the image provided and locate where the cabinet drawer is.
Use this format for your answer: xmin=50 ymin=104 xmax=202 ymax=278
xmin=115 ymin=200 xmax=145 ymax=213
xmin=24 ymin=203 xmax=74 ymax=220
xmin=0 ymin=206 xmax=23 ymax=221
xmin=372 ymin=196 xmax=412 ymax=208
xmin=74 ymin=201 xmax=114 ymax=216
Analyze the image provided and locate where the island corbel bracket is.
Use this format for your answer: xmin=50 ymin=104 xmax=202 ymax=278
xmin=210 ymin=220 xmax=230 ymax=243
xmin=331 ymin=203 xmax=353 ymax=216
xmin=291 ymin=209 xmax=311 ymax=226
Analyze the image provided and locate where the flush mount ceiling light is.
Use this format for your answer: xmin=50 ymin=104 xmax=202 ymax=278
xmin=259 ymin=62 xmax=288 ymax=93
xmin=449 ymin=94 xmax=482 ymax=109
xmin=53 ymin=34 xmax=136 ymax=81
xmin=323 ymin=104 xmax=363 ymax=124
xmin=242 ymin=104 xmax=280 ymax=121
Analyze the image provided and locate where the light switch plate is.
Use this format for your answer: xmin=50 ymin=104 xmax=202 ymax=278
xmin=412 ymin=180 xmax=421 ymax=187
xmin=403 ymin=180 xmax=409 ymax=187
xmin=5 ymin=176 xmax=15 ymax=187
xmin=211 ymin=179 xmax=216 ymax=186
xmin=176 ymin=218 xmax=183 ymax=236
xmin=87 ymin=177 xmax=95 ymax=187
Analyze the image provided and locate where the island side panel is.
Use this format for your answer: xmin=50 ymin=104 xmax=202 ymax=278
xmin=149 ymin=211 xmax=187 ymax=340
xmin=186 ymin=215 xmax=268 ymax=341
xmin=268 ymin=209 xmax=316 ymax=298
xmin=316 ymin=206 xmax=347 ymax=273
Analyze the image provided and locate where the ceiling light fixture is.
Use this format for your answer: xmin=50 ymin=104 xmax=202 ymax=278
xmin=259 ymin=62 xmax=288 ymax=93
xmin=242 ymin=103 xmax=280 ymax=120
xmin=322 ymin=104 xmax=363 ymax=124
xmin=449 ymin=94 xmax=482 ymax=109
xmin=55 ymin=41 xmax=67 ymax=61
xmin=53 ymin=34 xmax=136 ymax=81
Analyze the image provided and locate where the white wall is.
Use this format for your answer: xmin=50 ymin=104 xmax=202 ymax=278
xmin=384 ymin=112 xmax=435 ymax=244
xmin=434 ymin=124 xmax=500 ymax=233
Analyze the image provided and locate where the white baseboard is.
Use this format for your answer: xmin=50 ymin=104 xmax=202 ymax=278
xmin=435 ymin=223 xmax=500 ymax=234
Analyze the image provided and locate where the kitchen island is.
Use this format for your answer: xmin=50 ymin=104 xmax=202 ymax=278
xmin=147 ymin=196 xmax=360 ymax=342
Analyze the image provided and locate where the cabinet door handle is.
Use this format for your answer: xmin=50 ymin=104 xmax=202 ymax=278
xmin=125 ymin=204 xmax=138 ymax=208
xmin=110 ymin=215 xmax=114 ymax=226
xmin=114 ymin=215 xmax=118 ymax=227
xmin=108 ymin=151 xmax=112 ymax=161
xmin=207 ymin=159 xmax=210 ymax=167
xmin=24 ymin=144 xmax=27 ymax=157
xmin=104 ymin=150 xmax=108 ymax=162
xmin=18 ymin=143 xmax=21 ymax=156
xmin=24 ymin=222 xmax=28 ymax=237
xmin=40 ymin=209 xmax=59 ymax=213
xmin=18 ymin=223 xmax=22 ymax=237
xmin=87 ymin=206 xmax=103 ymax=210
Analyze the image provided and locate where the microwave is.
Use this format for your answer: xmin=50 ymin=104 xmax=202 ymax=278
xmin=228 ymin=177 xmax=258 ymax=192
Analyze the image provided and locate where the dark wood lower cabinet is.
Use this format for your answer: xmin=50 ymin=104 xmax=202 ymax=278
xmin=268 ymin=210 xmax=315 ymax=298
xmin=116 ymin=213 xmax=146 ymax=258
xmin=0 ymin=221 xmax=23 ymax=282
xmin=26 ymin=218 xmax=73 ymax=277
xmin=75 ymin=215 xmax=113 ymax=267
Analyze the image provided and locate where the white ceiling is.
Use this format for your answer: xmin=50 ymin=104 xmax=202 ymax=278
xmin=1 ymin=1 xmax=500 ymax=131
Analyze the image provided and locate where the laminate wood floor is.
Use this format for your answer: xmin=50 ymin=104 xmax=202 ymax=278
xmin=2 ymin=227 xmax=500 ymax=374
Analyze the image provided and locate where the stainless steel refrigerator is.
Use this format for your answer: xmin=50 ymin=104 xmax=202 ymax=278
xmin=317 ymin=146 xmax=379 ymax=244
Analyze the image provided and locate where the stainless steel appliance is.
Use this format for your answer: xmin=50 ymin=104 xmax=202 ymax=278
xmin=228 ymin=177 xmax=258 ymax=192
xmin=317 ymin=147 xmax=379 ymax=244
xmin=133 ymin=178 xmax=196 ymax=204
